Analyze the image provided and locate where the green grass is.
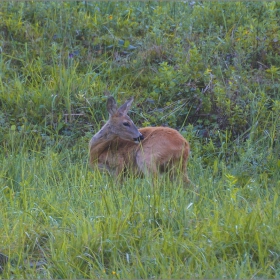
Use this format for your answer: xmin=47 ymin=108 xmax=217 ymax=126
xmin=1 ymin=126 xmax=280 ymax=278
xmin=0 ymin=1 xmax=280 ymax=278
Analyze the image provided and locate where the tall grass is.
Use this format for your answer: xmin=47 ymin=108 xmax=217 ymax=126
xmin=0 ymin=1 xmax=280 ymax=278
xmin=1 ymin=122 xmax=280 ymax=278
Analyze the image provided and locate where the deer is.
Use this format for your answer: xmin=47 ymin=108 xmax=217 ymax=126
xmin=89 ymin=96 xmax=190 ymax=184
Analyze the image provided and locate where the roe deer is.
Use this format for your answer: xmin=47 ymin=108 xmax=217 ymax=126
xmin=89 ymin=96 xmax=190 ymax=183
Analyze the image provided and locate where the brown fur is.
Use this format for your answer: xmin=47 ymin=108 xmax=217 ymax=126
xmin=89 ymin=97 xmax=190 ymax=183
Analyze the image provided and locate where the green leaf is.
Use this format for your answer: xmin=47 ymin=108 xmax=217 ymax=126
xmin=124 ymin=40 xmax=130 ymax=48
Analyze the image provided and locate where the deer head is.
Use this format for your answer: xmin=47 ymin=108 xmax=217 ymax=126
xmin=106 ymin=96 xmax=144 ymax=143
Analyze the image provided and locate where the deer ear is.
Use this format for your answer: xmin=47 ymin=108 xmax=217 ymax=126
xmin=107 ymin=96 xmax=118 ymax=116
xmin=118 ymin=97 xmax=134 ymax=115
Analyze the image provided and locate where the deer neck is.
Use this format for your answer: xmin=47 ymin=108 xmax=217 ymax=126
xmin=89 ymin=122 xmax=116 ymax=163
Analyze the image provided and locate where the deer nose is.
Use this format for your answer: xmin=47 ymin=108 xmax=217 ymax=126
xmin=133 ymin=134 xmax=144 ymax=142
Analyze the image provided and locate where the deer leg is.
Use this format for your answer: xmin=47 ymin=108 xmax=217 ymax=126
xmin=165 ymin=159 xmax=189 ymax=184
xmin=181 ymin=155 xmax=190 ymax=185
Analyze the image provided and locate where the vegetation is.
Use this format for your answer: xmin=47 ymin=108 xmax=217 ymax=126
xmin=0 ymin=1 xmax=279 ymax=278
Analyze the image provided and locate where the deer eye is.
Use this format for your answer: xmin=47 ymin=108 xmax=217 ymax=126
xmin=123 ymin=122 xmax=130 ymax=127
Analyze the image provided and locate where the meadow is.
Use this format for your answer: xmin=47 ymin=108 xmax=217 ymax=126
xmin=0 ymin=1 xmax=280 ymax=278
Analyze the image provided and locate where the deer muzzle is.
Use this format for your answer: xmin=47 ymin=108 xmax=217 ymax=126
xmin=133 ymin=134 xmax=144 ymax=143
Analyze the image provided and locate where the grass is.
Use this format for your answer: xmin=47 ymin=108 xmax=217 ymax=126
xmin=1 ymin=125 xmax=280 ymax=278
xmin=0 ymin=1 xmax=280 ymax=279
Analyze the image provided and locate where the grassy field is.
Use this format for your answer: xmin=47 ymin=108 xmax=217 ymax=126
xmin=1 ymin=1 xmax=280 ymax=279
